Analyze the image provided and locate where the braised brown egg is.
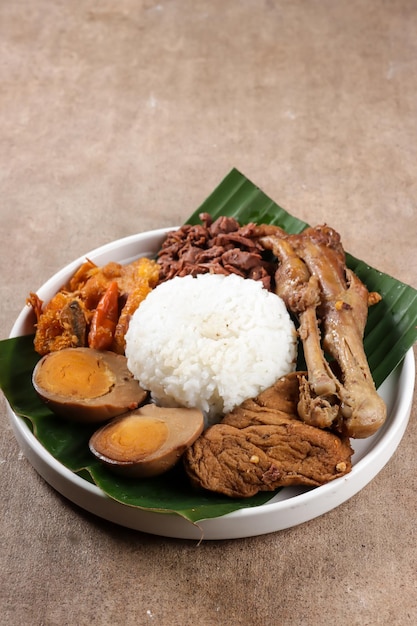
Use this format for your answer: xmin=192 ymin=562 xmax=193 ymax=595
xmin=89 ymin=403 xmax=204 ymax=477
xmin=32 ymin=347 xmax=148 ymax=423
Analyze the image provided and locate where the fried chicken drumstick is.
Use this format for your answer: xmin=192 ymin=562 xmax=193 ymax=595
xmin=260 ymin=225 xmax=386 ymax=439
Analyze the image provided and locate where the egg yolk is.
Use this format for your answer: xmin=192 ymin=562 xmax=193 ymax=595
xmin=101 ymin=417 xmax=169 ymax=462
xmin=37 ymin=350 xmax=115 ymax=399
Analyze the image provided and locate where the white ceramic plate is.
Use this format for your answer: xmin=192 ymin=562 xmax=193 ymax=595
xmin=7 ymin=228 xmax=415 ymax=541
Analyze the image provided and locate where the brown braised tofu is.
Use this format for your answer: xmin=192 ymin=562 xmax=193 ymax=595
xmin=184 ymin=373 xmax=353 ymax=498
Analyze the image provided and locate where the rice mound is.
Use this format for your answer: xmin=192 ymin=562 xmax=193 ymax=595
xmin=125 ymin=273 xmax=297 ymax=424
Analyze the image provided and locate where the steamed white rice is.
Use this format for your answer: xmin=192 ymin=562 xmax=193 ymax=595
xmin=125 ymin=273 xmax=297 ymax=424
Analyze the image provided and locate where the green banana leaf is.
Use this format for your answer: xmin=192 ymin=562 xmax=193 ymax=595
xmin=1 ymin=168 xmax=416 ymax=525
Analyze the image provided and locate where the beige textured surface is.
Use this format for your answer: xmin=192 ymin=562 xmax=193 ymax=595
xmin=1 ymin=1 xmax=416 ymax=624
